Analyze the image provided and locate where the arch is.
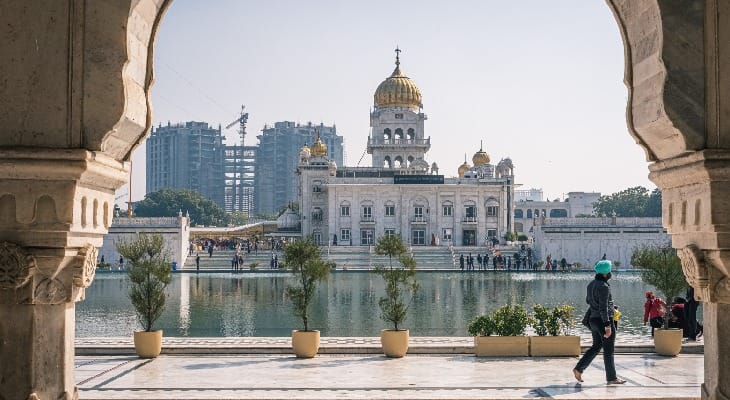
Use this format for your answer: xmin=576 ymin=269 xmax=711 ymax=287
xmin=394 ymin=128 xmax=403 ymax=142
xmin=549 ymin=209 xmax=568 ymax=218
xmin=383 ymin=128 xmax=392 ymax=142
xmin=407 ymin=128 xmax=415 ymax=142
xmin=394 ymin=156 xmax=403 ymax=168
xmin=383 ymin=156 xmax=392 ymax=168
xmin=407 ymin=155 xmax=414 ymax=167
xmin=527 ymin=209 xmax=533 ymax=219
xmin=514 ymin=209 xmax=524 ymax=219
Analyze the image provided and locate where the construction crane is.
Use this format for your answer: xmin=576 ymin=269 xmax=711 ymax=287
xmin=225 ymin=105 xmax=249 ymax=146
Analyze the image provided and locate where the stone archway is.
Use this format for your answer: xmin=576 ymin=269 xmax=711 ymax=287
xmin=1 ymin=1 xmax=729 ymax=399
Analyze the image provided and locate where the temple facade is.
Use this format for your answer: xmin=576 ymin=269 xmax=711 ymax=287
xmin=298 ymin=51 xmax=515 ymax=246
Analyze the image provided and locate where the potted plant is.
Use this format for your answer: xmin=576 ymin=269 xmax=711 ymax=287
xmin=632 ymin=244 xmax=688 ymax=356
xmin=373 ymin=234 xmax=419 ymax=358
xmin=530 ymin=304 xmax=580 ymax=356
xmin=283 ymin=237 xmax=329 ymax=358
xmin=116 ymin=233 xmax=172 ymax=358
xmin=468 ymin=304 xmax=530 ymax=356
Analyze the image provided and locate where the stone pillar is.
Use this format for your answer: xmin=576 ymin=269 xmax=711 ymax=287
xmin=650 ymin=151 xmax=730 ymax=400
xmin=0 ymin=150 xmax=127 ymax=399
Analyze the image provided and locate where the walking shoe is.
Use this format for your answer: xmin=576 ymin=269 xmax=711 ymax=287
xmin=607 ymin=379 xmax=626 ymax=385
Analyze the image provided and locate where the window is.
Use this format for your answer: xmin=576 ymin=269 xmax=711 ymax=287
xmin=385 ymin=205 xmax=395 ymax=216
xmin=487 ymin=229 xmax=497 ymax=238
xmin=361 ymin=229 xmax=374 ymax=245
xmin=442 ymin=228 xmax=452 ymax=240
xmin=442 ymin=204 xmax=453 ymax=217
xmin=412 ymin=230 xmax=426 ymax=245
xmin=340 ymin=205 xmax=350 ymax=217
xmin=311 ymin=208 xmax=323 ymax=222
xmin=384 ymin=229 xmax=396 ymax=237
xmin=465 ymin=205 xmax=477 ymax=220
xmin=312 ymin=185 xmax=322 ymax=193
xmin=487 ymin=206 xmax=498 ymax=216
xmin=550 ymin=209 xmax=568 ymax=218
xmin=514 ymin=209 xmax=524 ymax=219
xmin=313 ymin=232 xmax=322 ymax=245
xmin=395 ymin=113 xmax=404 ymax=119
xmin=414 ymin=206 xmax=424 ymax=218
xmin=362 ymin=206 xmax=372 ymax=219
xmin=341 ymin=229 xmax=351 ymax=241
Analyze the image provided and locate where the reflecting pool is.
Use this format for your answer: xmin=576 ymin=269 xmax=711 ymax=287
xmin=76 ymin=271 xmax=669 ymax=338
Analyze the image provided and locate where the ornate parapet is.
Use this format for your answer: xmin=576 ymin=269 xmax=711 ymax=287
xmin=0 ymin=149 xmax=128 ymax=305
xmin=650 ymin=150 xmax=730 ymax=304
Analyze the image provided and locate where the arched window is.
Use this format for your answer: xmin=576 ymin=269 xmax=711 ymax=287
xmin=407 ymin=155 xmax=414 ymax=167
xmin=394 ymin=128 xmax=403 ymax=142
xmin=550 ymin=209 xmax=568 ymax=218
xmin=383 ymin=128 xmax=391 ymax=143
xmin=394 ymin=156 xmax=403 ymax=168
xmin=527 ymin=209 xmax=533 ymax=218
xmin=407 ymin=128 xmax=415 ymax=142
xmin=514 ymin=209 xmax=524 ymax=219
xmin=340 ymin=201 xmax=351 ymax=217
xmin=383 ymin=156 xmax=392 ymax=168
xmin=311 ymin=207 xmax=323 ymax=222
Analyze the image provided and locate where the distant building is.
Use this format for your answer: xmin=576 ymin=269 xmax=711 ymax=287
xmin=146 ymin=121 xmax=225 ymax=208
xmin=254 ymin=121 xmax=343 ymax=215
xmin=513 ymin=191 xmax=600 ymax=234
xmin=224 ymin=145 xmax=256 ymax=214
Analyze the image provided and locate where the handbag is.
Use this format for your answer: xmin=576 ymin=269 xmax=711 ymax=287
xmin=581 ymin=308 xmax=591 ymax=328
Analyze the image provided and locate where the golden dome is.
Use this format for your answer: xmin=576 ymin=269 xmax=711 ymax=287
xmin=458 ymin=154 xmax=472 ymax=178
xmin=310 ymin=136 xmax=328 ymax=157
xmin=299 ymin=143 xmax=311 ymax=159
xmin=472 ymin=142 xmax=490 ymax=166
xmin=374 ymin=49 xmax=422 ymax=109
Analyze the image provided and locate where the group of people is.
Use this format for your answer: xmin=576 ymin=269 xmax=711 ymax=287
xmin=572 ymin=259 xmax=703 ymax=386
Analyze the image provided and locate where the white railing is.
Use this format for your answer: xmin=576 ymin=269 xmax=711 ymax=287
xmin=542 ymin=217 xmax=662 ymax=226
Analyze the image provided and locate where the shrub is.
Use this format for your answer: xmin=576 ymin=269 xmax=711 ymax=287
xmin=284 ymin=237 xmax=329 ymax=331
xmin=493 ymin=304 xmax=530 ymax=336
xmin=467 ymin=315 xmax=496 ymax=336
xmin=517 ymin=233 xmax=529 ymax=242
xmin=374 ymin=234 xmax=419 ymax=331
xmin=532 ymin=304 xmax=575 ymax=336
xmin=116 ymin=234 xmax=172 ymax=332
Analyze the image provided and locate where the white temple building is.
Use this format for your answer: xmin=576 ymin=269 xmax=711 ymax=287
xmin=298 ymin=50 xmax=515 ymax=246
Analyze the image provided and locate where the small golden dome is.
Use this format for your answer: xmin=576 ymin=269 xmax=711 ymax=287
xmin=458 ymin=154 xmax=472 ymax=177
xmin=472 ymin=142 xmax=490 ymax=166
xmin=300 ymin=143 xmax=311 ymax=156
xmin=374 ymin=48 xmax=422 ymax=109
xmin=310 ymin=136 xmax=328 ymax=157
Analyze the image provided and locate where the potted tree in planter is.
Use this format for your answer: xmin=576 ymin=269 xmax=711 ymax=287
xmin=530 ymin=304 xmax=580 ymax=356
xmin=468 ymin=304 xmax=530 ymax=356
xmin=116 ymin=233 xmax=172 ymax=358
xmin=632 ymin=244 xmax=688 ymax=356
xmin=373 ymin=234 xmax=419 ymax=358
xmin=283 ymin=237 xmax=329 ymax=358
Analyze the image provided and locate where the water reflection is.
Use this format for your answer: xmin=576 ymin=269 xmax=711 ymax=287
xmin=76 ymin=271 xmax=676 ymax=338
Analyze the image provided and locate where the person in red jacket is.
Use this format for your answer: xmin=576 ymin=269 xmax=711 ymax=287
xmin=643 ymin=291 xmax=667 ymax=336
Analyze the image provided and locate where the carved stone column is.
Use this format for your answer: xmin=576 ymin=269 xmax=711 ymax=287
xmin=650 ymin=150 xmax=730 ymax=400
xmin=0 ymin=149 xmax=127 ymax=399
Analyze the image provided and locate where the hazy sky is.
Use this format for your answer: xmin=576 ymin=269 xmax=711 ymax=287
xmin=120 ymin=0 xmax=654 ymax=204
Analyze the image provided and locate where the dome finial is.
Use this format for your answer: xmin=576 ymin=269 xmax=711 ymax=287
xmin=395 ymin=46 xmax=401 ymax=67
xmin=480 ymin=139 xmax=484 ymax=151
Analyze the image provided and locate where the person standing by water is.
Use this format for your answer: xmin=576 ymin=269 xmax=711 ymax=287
xmin=573 ymin=260 xmax=625 ymax=385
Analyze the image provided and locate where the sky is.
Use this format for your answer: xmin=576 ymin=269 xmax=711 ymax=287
xmin=119 ymin=0 xmax=654 ymax=205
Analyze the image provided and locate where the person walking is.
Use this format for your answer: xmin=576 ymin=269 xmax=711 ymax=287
xmin=195 ymin=253 xmax=200 ymax=272
xmin=573 ymin=260 xmax=625 ymax=385
xmin=643 ymin=291 xmax=667 ymax=337
xmin=459 ymin=254 xmax=464 ymax=271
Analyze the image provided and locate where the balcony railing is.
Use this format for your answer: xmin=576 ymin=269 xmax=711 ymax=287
xmin=461 ymin=216 xmax=478 ymax=223
xmin=367 ymin=138 xmax=431 ymax=146
xmin=411 ymin=216 xmax=429 ymax=223
xmin=360 ymin=216 xmax=375 ymax=223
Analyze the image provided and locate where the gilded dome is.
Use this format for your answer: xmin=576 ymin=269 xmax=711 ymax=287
xmin=472 ymin=142 xmax=490 ymax=166
xmin=310 ymin=136 xmax=328 ymax=157
xmin=458 ymin=155 xmax=472 ymax=178
xmin=299 ymin=143 xmax=311 ymax=158
xmin=374 ymin=49 xmax=422 ymax=109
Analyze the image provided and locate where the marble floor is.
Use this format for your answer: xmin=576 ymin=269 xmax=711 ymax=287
xmin=76 ymin=353 xmax=702 ymax=400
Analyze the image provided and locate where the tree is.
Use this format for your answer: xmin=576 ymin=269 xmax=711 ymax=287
xmin=374 ymin=235 xmax=419 ymax=331
xmin=592 ymin=186 xmax=662 ymax=217
xmin=117 ymin=234 xmax=172 ymax=332
xmin=631 ymin=244 xmax=687 ymax=329
xmin=133 ymin=189 xmax=227 ymax=226
xmin=284 ymin=237 xmax=329 ymax=331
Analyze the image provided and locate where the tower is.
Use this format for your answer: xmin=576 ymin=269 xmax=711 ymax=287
xmin=367 ymin=48 xmax=430 ymax=172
